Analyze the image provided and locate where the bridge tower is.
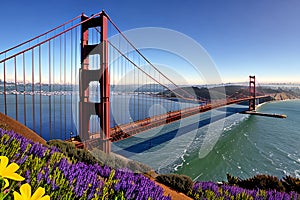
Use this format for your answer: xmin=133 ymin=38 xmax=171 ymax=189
xmin=79 ymin=12 xmax=110 ymax=153
xmin=249 ymin=75 xmax=256 ymax=111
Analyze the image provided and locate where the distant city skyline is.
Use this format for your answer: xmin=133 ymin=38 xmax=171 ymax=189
xmin=1 ymin=1 xmax=300 ymax=84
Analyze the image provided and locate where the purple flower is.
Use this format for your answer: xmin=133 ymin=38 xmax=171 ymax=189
xmin=51 ymin=178 xmax=59 ymax=190
xmin=37 ymin=171 xmax=43 ymax=183
xmin=15 ymin=155 xmax=28 ymax=165
xmin=25 ymin=170 xmax=30 ymax=183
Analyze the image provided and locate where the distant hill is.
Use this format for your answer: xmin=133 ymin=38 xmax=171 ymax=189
xmin=158 ymin=86 xmax=224 ymax=101
xmin=158 ymin=85 xmax=300 ymax=102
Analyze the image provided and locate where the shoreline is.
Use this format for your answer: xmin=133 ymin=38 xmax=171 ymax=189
xmin=256 ymin=97 xmax=300 ymax=110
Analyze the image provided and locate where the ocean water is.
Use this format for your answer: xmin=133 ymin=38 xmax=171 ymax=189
xmin=174 ymin=100 xmax=300 ymax=181
xmin=112 ymin=100 xmax=300 ymax=182
xmin=112 ymin=103 xmax=249 ymax=173
xmin=1 ymin=93 xmax=299 ymax=182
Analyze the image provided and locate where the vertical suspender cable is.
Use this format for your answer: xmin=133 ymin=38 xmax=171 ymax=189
xmin=134 ymin=50 xmax=136 ymax=121
xmin=14 ymin=57 xmax=18 ymax=120
xmin=159 ymin=73 xmax=161 ymax=114
xmin=60 ymin=35 xmax=62 ymax=138
xmin=124 ymin=42 xmax=127 ymax=123
xmin=125 ymin=48 xmax=127 ymax=123
xmin=142 ymin=52 xmax=147 ymax=118
xmin=138 ymin=55 xmax=140 ymax=121
xmin=118 ymin=41 xmax=121 ymax=123
xmin=64 ymin=31 xmax=67 ymax=139
xmin=75 ymin=27 xmax=78 ymax=136
xmin=39 ymin=45 xmax=42 ymax=137
xmin=152 ymin=65 xmax=155 ymax=115
xmin=122 ymin=38 xmax=125 ymax=124
xmin=110 ymin=43 xmax=113 ymax=126
xmin=23 ymin=53 xmax=26 ymax=125
xmin=70 ymin=27 xmax=73 ymax=137
xmin=49 ymin=41 xmax=52 ymax=139
xmin=3 ymin=61 xmax=7 ymax=115
xmin=119 ymin=38 xmax=122 ymax=124
xmin=53 ymin=37 xmax=56 ymax=138
xmin=32 ymin=49 xmax=36 ymax=132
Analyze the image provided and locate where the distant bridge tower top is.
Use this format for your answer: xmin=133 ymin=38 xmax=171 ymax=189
xmin=249 ymin=75 xmax=256 ymax=111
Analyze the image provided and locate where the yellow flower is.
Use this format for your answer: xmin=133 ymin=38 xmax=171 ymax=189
xmin=13 ymin=183 xmax=50 ymax=200
xmin=0 ymin=156 xmax=25 ymax=189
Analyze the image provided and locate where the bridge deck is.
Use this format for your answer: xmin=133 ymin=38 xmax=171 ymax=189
xmin=85 ymin=95 xmax=270 ymax=145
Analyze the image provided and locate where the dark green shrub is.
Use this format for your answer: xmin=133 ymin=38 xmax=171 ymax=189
xmin=282 ymin=175 xmax=300 ymax=193
xmin=227 ymin=173 xmax=240 ymax=185
xmin=156 ymin=173 xmax=194 ymax=194
xmin=242 ymin=174 xmax=284 ymax=192
xmin=227 ymin=174 xmax=300 ymax=193
xmin=47 ymin=139 xmax=101 ymax=165
xmin=227 ymin=174 xmax=285 ymax=192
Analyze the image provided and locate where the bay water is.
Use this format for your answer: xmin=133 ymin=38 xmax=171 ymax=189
xmin=1 ymin=93 xmax=299 ymax=181
xmin=174 ymin=100 xmax=300 ymax=181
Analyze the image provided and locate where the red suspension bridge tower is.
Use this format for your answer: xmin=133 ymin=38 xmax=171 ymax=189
xmin=79 ymin=11 xmax=110 ymax=153
xmin=249 ymin=75 xmax=256 ymax=111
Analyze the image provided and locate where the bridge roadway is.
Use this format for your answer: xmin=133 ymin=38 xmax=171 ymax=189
xmin=86 ymin=95 xmax=270 ymax=144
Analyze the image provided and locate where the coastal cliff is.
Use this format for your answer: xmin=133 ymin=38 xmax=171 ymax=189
xmin=271 ymin=92 xmax=299 ymax=101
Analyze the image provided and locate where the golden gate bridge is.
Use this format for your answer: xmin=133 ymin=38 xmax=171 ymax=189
xmin=0 ymin=11 xmax=274 ymax=153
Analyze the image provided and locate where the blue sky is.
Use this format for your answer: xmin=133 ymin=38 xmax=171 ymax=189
xmin=1 ymin=0 xmax=300 ymax=84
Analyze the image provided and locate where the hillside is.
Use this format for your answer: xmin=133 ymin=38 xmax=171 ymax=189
xmin=158 ymin=85 xmax=300 ymax=102
xmin=0 ymin=112 xmax=46 ymax=144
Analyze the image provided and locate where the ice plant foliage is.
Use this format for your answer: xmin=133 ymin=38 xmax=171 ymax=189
xmin=13 ymin=183 xmax=50 ymax=200
xmin=0 ymin=156 xmax=24 ymax=189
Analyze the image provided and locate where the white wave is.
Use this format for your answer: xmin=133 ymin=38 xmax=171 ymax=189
xmin=276 ymin=168 xmax=288 ymax=176
xmin=222 ymin=113 xmax=249 ymax=134
xmin=173 ymin=162 xmax=184 ymax=171
xmin=287 ymin=153 xmax=300 ymax=163
xmin=193 ymin=173 xmax=203 ymax=181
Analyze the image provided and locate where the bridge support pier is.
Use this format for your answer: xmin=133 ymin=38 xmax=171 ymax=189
xmin=249 ymin=75 xmax=256 ymax=111
xmin=79 ymin=12 xmax=111 ymax=153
